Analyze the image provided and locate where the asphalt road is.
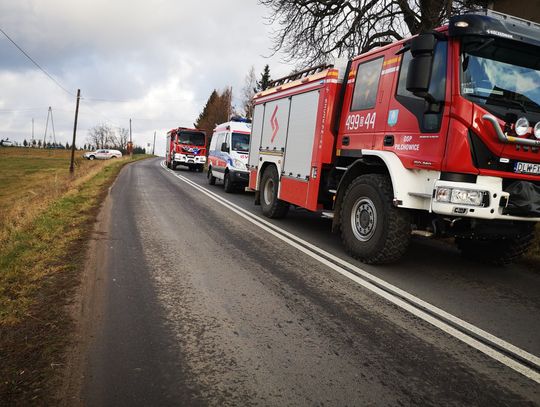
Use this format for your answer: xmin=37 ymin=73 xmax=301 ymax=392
xmin=79 ymin=157 xmax=540 ymax=406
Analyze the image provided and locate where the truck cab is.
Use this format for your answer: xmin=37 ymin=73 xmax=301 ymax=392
xmin=166 ymin=127 xmax=206 ymax=171
xmin=207 ymin=118 xmax=251 ymax=193
xmin=331 ymin=11 xmax=540 ymax=263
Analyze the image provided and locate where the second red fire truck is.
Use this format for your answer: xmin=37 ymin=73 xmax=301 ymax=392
xmin=248 ymin=10 xmax=540 ymax=264
xmin=165 ymin=127 xmax=207 ymax=172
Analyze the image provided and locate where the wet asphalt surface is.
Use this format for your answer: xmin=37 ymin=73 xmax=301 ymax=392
xmin=81 ymin=158 xmax=539 ymax=406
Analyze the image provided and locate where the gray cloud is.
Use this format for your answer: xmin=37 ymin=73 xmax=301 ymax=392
xmin=0 ymin=0 xmax=294 ymax=155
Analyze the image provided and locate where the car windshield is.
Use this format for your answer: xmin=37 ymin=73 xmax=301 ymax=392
xmin=231 ymin=133 xmax=250 ymax=152
xmin=460 ymin=37 xmax=540 ymax=113
xmin=177 ymin=131 xmax=205 ymax=146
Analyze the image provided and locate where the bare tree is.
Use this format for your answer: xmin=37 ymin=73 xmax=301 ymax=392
xmin=87 ymin=124 xmax=114 ymax=149
xmin=110 ymin=127 xmax=129 ymax=152
xmin=260 ymin=0 xmax=486 ymax=66
xmin=241 ymin=66 xmax=257 ymax=119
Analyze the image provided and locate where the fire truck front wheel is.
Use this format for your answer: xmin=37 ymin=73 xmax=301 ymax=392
xmin=261 ymin=165 xmax=289 ymax=218
xmin=456 ymin=224 xmax=535 ymax=265
xmin=341 ymin=174 xmax=410 ymax=264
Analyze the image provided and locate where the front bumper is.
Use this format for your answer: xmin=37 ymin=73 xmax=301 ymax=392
xmin=229 ymin=169 xmax=249 ymax=184
xmin=174 ymin=154 xmax=206 ymax=164
xmin=431 ymin=176 xmax=540 ymax=221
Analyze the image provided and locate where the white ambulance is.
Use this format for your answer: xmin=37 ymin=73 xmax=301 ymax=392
xmin=207 ymin=118 xmax=251 ymax=193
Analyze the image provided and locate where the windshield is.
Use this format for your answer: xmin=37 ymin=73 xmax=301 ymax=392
xmin=231 ymin=133 xmax=250 ymax=152
xmin=460 ymin=37 xmax=540 ymax=113
xmin=177 ymin=131 xmax=205 ymax=146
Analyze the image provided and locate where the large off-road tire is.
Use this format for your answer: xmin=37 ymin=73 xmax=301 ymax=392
xmin=207 ymin=167 xmax=216 ymax=185
xmin=223 ymin=172 xmax=234 ymax=193
xmin=340 ymin=174 xmax=411 ymax=264
xmin=260 ymin=165 xmax=289 ymax=219
xmin=456 ymin=224 xmax=535 ymax=265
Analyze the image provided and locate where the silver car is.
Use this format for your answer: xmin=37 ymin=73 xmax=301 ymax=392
xmin=84 ymin=149 xmax=123 ymax=160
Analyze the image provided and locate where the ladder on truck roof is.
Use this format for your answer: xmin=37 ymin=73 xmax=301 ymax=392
xmin=268 ymin=63 xmax=334 ymax=88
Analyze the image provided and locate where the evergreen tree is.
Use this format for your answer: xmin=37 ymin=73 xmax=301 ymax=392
xmin=194 ymin=87 xmax=234 ymax=147
xmin=256 ymin=65 xmax=272 ymax=91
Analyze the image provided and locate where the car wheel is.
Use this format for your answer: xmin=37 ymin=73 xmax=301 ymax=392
xmin=340 ymin=174 xmax=410 ymax=264
xmin=89 ymin=155 xmax=95 ymax=160
xmin=207 ymin=168 xmax=216 ymax=185
xmin=223 ymin=172 xmax=234 ymax=193
xmin=260 ymin=165 xmax=289 ymax=218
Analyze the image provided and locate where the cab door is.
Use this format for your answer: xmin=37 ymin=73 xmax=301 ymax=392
xmin=338 ymin=50 xmax=395 ymax=154
xmin=382 ymin=41 xmax=450 ymax=171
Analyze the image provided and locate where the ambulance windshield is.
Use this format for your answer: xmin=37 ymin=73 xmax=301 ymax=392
xmin=460 ymin=37 xmax=540 ymax=114
xmin=178 ymin=131 xmax=205 ymax=146
xmin=231 ymin=133 xmax=250 ymax=152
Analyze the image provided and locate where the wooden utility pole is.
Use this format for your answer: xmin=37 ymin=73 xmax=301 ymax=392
xmin=69 ymin=89 xmax=81 ymax=174
xmin=129 ymin=118 xmax=133 ymax=159
xmin=152 ymin=131 xmax=156 ymax=155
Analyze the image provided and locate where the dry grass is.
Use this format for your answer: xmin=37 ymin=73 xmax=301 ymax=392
xmin=0 ymin=148 xmax=119 ymax=247
xmin=0 ymin=147 xmax=150 ymax=404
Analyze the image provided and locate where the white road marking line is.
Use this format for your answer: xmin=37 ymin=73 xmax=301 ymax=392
xmin=160 ymin=161 xmax=540 ymax=384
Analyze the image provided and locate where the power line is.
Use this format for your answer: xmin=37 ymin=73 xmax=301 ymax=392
xmin=81 ymin=96 xmax=207 ymax=103
xmin=0 ymin=26 xmax=74 ymax=96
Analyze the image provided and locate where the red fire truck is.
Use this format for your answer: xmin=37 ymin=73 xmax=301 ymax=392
xmin=248 ymin=11 xmax=540 ymax=264
xmin=165 ymin=127 xmax=206 ymax=171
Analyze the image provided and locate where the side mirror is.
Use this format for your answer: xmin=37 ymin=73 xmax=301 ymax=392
xmin=406 ymin=33 xmax=436 ymax=101
xmin=221 ymin=142 xmax=229 ymax=152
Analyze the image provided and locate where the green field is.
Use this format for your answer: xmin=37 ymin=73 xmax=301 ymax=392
xmin=0 ymin=147 xmax=150 ymax=404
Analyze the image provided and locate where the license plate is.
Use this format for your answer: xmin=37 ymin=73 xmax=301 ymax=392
xmin=514 ymin=161 xmax=540 ymax=175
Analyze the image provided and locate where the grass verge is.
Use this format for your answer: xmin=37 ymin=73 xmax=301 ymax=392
xmin=0 ymin=153 xmax=150 ymax=404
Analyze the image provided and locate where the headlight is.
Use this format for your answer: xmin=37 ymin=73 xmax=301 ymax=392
xmin=233 ymin=159 xmax=246 ymax=169
xmin=515 ymin=117 xmax=529 ymax=136
xmin=435 ymin=187 xmax=451 ymax=202
xmin=451 ymin=189 xmax=484 ymax=206
xmin=534 ymin=121 xmax=540 ymax=140
xmin=435 ymin=187 xmax=487 ymax=206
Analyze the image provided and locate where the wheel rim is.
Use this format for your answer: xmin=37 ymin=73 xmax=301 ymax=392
xmin=351 ymin=197 xmax=377 ymax=242
xmin=263 ymin=178 xmax=274 ymax=205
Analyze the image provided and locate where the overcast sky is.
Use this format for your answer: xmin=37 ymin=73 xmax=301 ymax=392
xmin=0 ymin=0 xmax=294 ymax=156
